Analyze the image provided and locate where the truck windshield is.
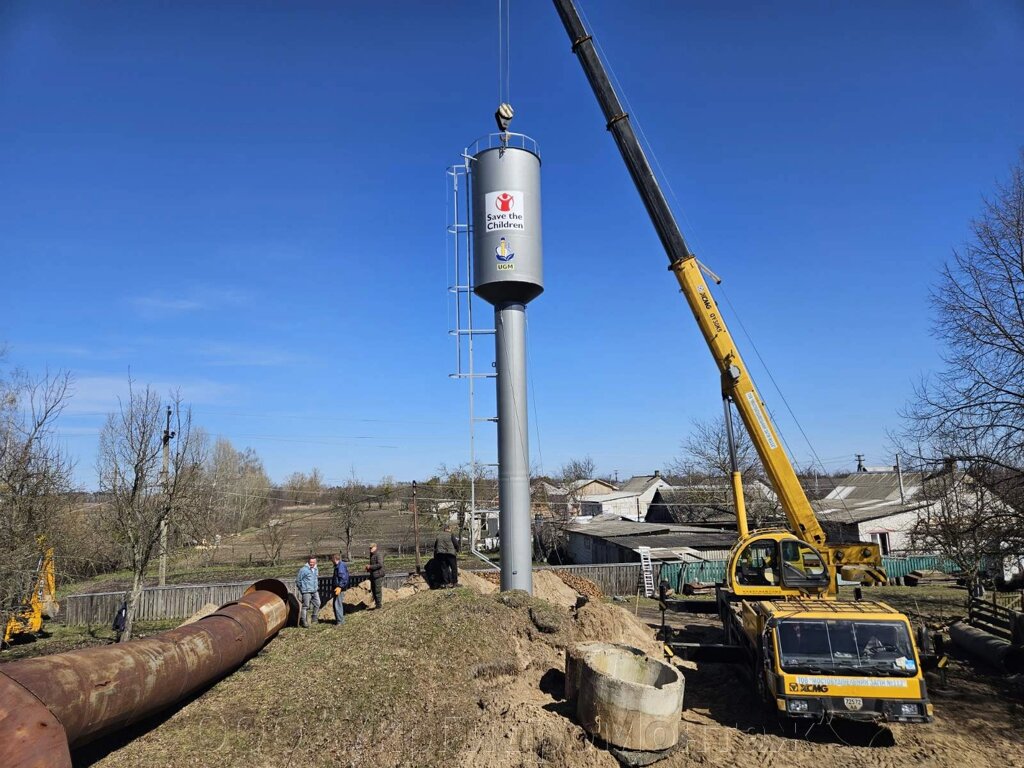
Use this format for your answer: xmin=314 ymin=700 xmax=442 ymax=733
xmin=776 ymin=619 xmax=917 ymax=676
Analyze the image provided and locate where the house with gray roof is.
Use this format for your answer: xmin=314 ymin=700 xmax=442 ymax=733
xmin=814 ymin=471 xmax=931 ymax=555
xmin=566 ymin=517 xmax=735 ymax=565
xmin=577 ymin=471 xmax=671 ymax=521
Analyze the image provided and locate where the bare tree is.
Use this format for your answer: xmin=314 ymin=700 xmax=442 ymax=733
xmin=376 ymin=474 xmax=395 ymax=510
xmin=667 ymin=415 xmax=759 ymax=481
xmin=557 ymin=455 xmax=596 ymax=520
xmin=904 ymin=154 xmax=1024 ymax=471
xmin=258 ymin=517 xmax=290 ymax=566
xmin=333 ymin=474 xmax=367 ymax=561
xmin=97 ymin=385 xmax=205 ymax=642
xmin=910 ymin=464 xmax=1024 ymax=583
xmin=282 ymin=468 xmax=326 ymax=505
xmin=199 ymin=438 xmax=271 ymax=542
xmin=665 ymin=416 xmax=780 ymax=527
xmin=435 ymin=464 xmax=476 ymax=543
xmin=0 ymin=368 xmax=74 ymax=640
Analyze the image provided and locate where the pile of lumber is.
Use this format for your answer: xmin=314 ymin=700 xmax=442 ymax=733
xmin=904 ymin=569 xmax=958 ymax=587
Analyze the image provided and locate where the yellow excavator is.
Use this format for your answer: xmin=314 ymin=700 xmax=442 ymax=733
xmin=3 ymin=547 xmax=59 ymax=647
xmin=553 ymin=0 xmax=932 ymax=722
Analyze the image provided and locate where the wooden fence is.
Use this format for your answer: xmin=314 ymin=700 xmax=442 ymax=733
xmin=61 ymin=563 xmax=651 ymax=626
xmin=968 ymin=591 xmax=1024 ymax=644
xmin=536 ymin=563 xmax=644 ymax=596
xmin=62 ymin=583 xmax=251 ymax=627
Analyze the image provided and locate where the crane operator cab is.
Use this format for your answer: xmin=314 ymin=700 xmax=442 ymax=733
xmin=729 ymin=532 xmax=831 ymax=597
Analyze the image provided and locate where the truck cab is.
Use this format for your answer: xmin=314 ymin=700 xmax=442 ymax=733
xmin=746 ymin=599 xmax=933 ymax=723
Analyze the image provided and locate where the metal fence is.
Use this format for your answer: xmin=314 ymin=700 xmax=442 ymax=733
xmin=658 ymin=555 xmax=963 ymax=592
xmin=61 ymin=563 xmax=657 ymax=626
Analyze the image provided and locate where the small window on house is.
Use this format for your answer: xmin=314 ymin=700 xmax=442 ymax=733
xmin=870 ymin=532 xmax=891 ymax=556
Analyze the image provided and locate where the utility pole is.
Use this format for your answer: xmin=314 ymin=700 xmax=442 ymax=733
xmin=412 ymin=480 xmax=421 ymax=574
xmin=158 ymin=406 xmax=176 ymax=588
xmin=895 ymin=454 xmax=906 ymax=505
xmin=856 ymin=454 xmax=866 ymax=473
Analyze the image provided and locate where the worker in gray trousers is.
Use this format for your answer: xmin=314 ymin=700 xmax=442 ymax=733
xmin=296 ymin=556 xmax=320 ymax=627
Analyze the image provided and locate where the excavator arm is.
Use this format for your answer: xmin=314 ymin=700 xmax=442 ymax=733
xmin=552 ymin=0 xmax=883 ymax=583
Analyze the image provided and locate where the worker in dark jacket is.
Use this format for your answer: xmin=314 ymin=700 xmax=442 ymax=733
xmin=433 ymin=524 xmax=460 ymax=587
xmin=365 ymin=543 xmax=385 ymax=609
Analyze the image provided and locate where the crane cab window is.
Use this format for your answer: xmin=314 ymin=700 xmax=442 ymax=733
xmin=735 ymin=540 xmax=779 ymax=586
xmin=779 ymin=539 xmax=829 ymax=590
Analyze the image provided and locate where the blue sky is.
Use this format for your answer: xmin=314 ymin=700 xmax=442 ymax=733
xmin=2 ymin=1 xmax=1022 ymax=489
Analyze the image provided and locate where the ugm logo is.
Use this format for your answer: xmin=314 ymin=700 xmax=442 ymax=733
xmin=495 ymin=237 xmax=515 ymax=262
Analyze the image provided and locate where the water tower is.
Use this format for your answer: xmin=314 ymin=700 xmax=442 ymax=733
xmin=470 ymin=106 xmax=543 ymax=593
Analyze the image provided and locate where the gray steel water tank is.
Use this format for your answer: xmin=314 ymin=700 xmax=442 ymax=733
xmin=471 ymin=143 xmax=543 ymax=305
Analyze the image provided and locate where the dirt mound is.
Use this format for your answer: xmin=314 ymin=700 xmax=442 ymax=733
xmin=402 ymin=573 xmax=430 ymax=592
xmin=571 ymin=600 xmax=662 ymax=658
xmin=342 ymin=584 xmax=374 ymax=608
xmin=556 ymin=571 xmax=603 ymax=598
xmin=533 ymin=570 xmax=581 ymax=609
xmin=459 ymin=569 xmax=498 ymax=595
xmin=178 ymin=603 xmax=219 ymax=626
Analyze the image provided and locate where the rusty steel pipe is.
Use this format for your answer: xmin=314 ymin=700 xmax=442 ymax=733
xmin=0 ymin=579 xmax=296 ymax=768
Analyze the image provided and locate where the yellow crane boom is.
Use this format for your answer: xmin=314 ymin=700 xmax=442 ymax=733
xmin=552 ymin=0 xmax=884 ymax=588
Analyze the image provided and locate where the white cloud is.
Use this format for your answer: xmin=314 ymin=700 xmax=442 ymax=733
xmin=195 ymin=342 xmax=302 ymax=367
xmin=129 ymin=286 xmax=252 ymax=317
xmin=64 ymin=375 xmax=235 ymax=416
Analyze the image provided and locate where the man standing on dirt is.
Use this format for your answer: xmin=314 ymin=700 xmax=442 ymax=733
xmin=366 ymin=543 xmax=385 ymax=609
xmin=433 ymin=524 xmax=460 ymax=587
xmin=296 ymin=556 xmax=320 ymax=628
xmin=331 ymin=553 xmax=349 ymax=626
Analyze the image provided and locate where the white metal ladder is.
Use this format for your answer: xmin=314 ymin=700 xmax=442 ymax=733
xmin=638 ymin=546 xmax=655 ymax=598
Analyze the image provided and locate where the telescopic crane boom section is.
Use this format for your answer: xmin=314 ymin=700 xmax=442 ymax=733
xmin=552 ymin=0 xmax=883 ymax=583
xmin=552 ymin=0 xmax=823 ymax=542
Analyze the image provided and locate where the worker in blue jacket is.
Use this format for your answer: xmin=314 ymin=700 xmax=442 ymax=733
xmin=296 ymin=556 xmax=320 ymax=628
xmin=331 ymin=553 xmax=350 ymax=625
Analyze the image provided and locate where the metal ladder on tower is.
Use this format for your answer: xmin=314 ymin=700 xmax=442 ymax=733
xmin=638 ymin=546 xmax=655 ymax=598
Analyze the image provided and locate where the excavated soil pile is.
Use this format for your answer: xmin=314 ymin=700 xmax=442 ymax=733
xmin=475 ymin=570 xmax=602 ymax=600
xmin=178 ymin=603 xmax=219 ymax=626
xmin=532 ymin=570 xmax=581 ymax=609
xmin=555 ymin=571 xmax=603 ymax=598
xmin=458 ymin=569 xmax=499 ymax=595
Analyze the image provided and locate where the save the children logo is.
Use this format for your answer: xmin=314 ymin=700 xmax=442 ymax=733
xmin=494 ymin=192 xmax=515 ymax=212
xmin=485 ymin=190 xmax=526 ymax=232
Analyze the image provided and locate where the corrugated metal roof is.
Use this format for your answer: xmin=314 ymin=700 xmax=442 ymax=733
xmin=814 ymin=497 xmax=929 ymax=523
xmin=607 ymin=530 xmax=738 ymax=551
xmin=568 ymin=518 xmax=734 ymax=540
xmin=825 ymin=471 xmax=925 ymax=503
xmin=568 ymin=519 xmax=675 ymax=538
xmin=619 ymin=474 xmax=666 ymax=493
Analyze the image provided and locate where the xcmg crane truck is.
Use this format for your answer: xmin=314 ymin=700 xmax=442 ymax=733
xmin=553 ymin=0 xmax=932 ymax=723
